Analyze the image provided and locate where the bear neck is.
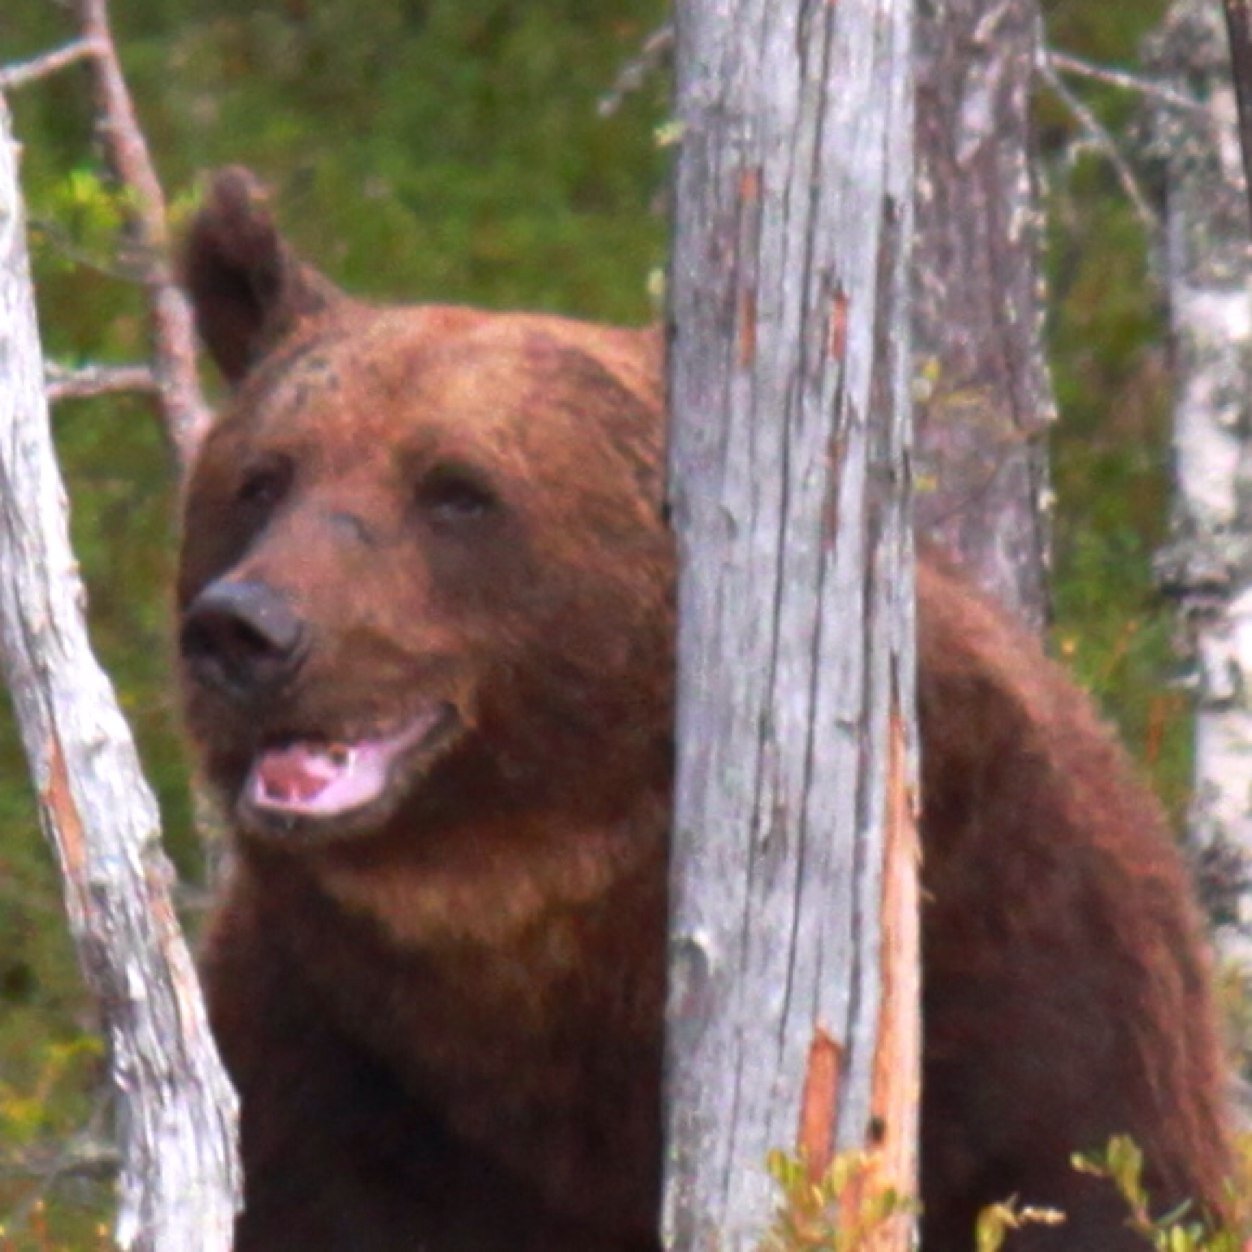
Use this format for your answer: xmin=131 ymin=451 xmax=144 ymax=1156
xmin=234 ymin=792 xmax=670 ymax=1231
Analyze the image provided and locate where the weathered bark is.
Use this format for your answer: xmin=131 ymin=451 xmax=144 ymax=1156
xmin=664 ymin=0 xmax=919 ymax=1246
xmin=913 ymin=0 xmax=1054 ymax=630
xmin=1221 ymin=0 xmax=1252 ymax=234
xmin=0 ymin=95 xmax=240 ymax=1251
xmin=1149 ymin=1 xmax=1252 ymax=1002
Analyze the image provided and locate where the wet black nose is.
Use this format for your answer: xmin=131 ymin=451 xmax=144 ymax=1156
xmin=180 ymin=579 xmax=308 ymax=697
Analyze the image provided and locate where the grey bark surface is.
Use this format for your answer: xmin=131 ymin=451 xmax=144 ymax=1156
xmin=1148 ymin=1 xmax=1252 ymax=996
xmin=0 ymin=97 xmax=240 ymax=1250
xmin=664 ymin=0 xmax=920 ymax=1246
xmin=913 ymin=0 xmax=1054 ymax=630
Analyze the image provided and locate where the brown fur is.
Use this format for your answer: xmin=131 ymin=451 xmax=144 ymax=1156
xmin=180 ymin=169 xmax=1231 ymax=1251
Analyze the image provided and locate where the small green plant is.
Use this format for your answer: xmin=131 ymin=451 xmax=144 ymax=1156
xmin=1073 ymin=1134 xmax=1252 ymax=1252
xmin=761 ymin=1147 xmax=916 ymax=1251
xmin=30 ymin=170 xmax=135 ymax=278
xmin=973 ymin=1199 xmax=1065 ymax=1252
xmin=0 ymin=1204 xmax=115 ymax=1252
xmin=0 ymin=1037 xmax=101 ymax=1147
xmin=0 ymin=1036 xmax=109 ymax=1252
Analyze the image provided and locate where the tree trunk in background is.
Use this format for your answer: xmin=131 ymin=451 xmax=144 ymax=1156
xmin=664 ymin=0 xmax=919 ymax=1246
xmin=914 ymin=0 xmax=1054 ymax=631
xmin=1149 ymin=1 xmax=1252 ymax=1032
xmin=0 ymin=96 xmax=241 ymax=1251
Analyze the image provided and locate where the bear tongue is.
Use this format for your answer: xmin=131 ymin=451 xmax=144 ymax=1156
xmin=249 ymin=740 xmax=391 ymax=818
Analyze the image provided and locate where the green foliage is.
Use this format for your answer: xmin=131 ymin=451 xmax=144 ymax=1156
xmin=120 ymin=0 xmax=670 ymax=319
xmin=0 ymin=1205 xmax=115 ymax=1252
xmin=762 ymin=1148 xmax=915 ymax=1251
xmin=972 ymin=1133 xmax=1252 ymax=1252
xmin=759 ymin=1133 xmax=1252 ymax=1252
xmin=1073 ymin=1134 xmax=1252 ymax=1251
xmin=0 ymin=1039 xmax=101 ymax=1147
xmin=29 ymin=171 xmax=133 ymax=278
xmin=0 ymin=1039 xmax=109 ymax=1252
xmin=973 ymin=1199 xmax=1065 ymax=1252
xmin=1042 ymin=0 xmax=1193 ymax=815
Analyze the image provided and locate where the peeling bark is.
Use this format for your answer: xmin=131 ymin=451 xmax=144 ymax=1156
xmin=0 ymin=96 xmax=240 ymax=1251
xmin=1149 ymin=0 xmax=1252 ymax=1000
xmin=913 ymin=0 xmax=1054 ymax=629
xmin=664 ymin=0 xmax=919 ymax=1245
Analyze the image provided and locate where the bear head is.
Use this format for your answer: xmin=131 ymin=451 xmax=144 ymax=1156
xmin=178 ymin=169 xmax=673 ymax=854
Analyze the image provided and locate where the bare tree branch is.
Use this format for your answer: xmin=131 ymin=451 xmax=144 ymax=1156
xmin=0 ymin=1139 xmax=120 ymax=1185
xmin=73 ymin=0 xmax=210 ymax=469
xmin=45 ymin=361 xmax=157 ymax=402
xmin=1048 ymin=48 xmax=1205 ymax=113
xmin=597 ymin=22 xmax=673 ymax=117
xmin=0 ymin=39 xmax=96 ymax=92
xmin=1037 ymin=46 xmax=1158 ymax=232
xmin=0 ymin=93 xmax=240 ymax=1252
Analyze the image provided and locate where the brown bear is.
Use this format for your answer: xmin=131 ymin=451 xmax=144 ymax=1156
xmin=178 ymin=168 xmax=1231 ymax=1252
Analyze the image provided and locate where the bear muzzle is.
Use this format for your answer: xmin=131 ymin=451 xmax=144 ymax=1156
xmin=181 ymin=577 xmax=309 ymax=700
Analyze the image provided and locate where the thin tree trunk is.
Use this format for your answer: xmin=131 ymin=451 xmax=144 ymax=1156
xmin=74 ymin=0 xmax=212 ymax=470
xmin=913 ymin=0 xmax=1054 ymax=630
xmin=1149 ymin=0 xmax=1252 ymax=1000
xmin=664 ymin=0 xmax=919 ymax=1246
xmin=0 ymin=95 xmax=240 ymax=1251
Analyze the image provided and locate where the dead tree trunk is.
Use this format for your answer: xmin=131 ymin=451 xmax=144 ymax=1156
xmin=0 ymin=95 xmax=240 ymax=1251
xmin=913 ymin=0 xmax=1054 ymax=630
xmin=1148 ymin=0 xmax=1252 ymax=1002
xmin=75 ymin=0 xmax=212 ymax=470
xmin=664 ymin=0 xmax=920 ymax=1246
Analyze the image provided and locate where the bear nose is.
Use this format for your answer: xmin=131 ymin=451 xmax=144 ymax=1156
xmin=180 ymin=579 xmax=309 ymax=697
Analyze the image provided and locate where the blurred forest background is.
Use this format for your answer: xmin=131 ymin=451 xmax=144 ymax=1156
xmin=0 ymin=0 xmax=1189 ymax=1244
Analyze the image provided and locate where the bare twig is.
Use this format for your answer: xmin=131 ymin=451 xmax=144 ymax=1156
xmin=597 ymin=22 xmax=673 ymax=117
xmin=0 ymin=39 xmax=96 ymax=92
xmin=27 ymin=213 xmax=145 ymax=281
xmin=45 ymin=361 xmax=157 ymax=402
xmin=1048 ymin=49 xmax=1205 ymax=114
xmin=1222 ymin=0 xmax=1252 ymax=235
xmin=0 ymin=1138 xmax=121 ymax=1185
xmin=73 ymin=0 xmax=210 ymax=469
xmin=1037 ymin=51 xmax=1157 ymax=232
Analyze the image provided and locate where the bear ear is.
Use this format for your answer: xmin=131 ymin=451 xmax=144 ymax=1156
xmin=182 ymin=167 xmax=343 ymax=385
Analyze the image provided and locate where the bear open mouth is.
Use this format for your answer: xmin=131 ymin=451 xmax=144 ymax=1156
xmin=244 ymin=706 xmax=452 ymax=821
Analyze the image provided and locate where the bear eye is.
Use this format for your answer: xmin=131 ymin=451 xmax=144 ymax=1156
xmin=417 ymin=466 xmax=497 ymax=525
xmin=237 ymin=458 xmax=292 ymax=510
